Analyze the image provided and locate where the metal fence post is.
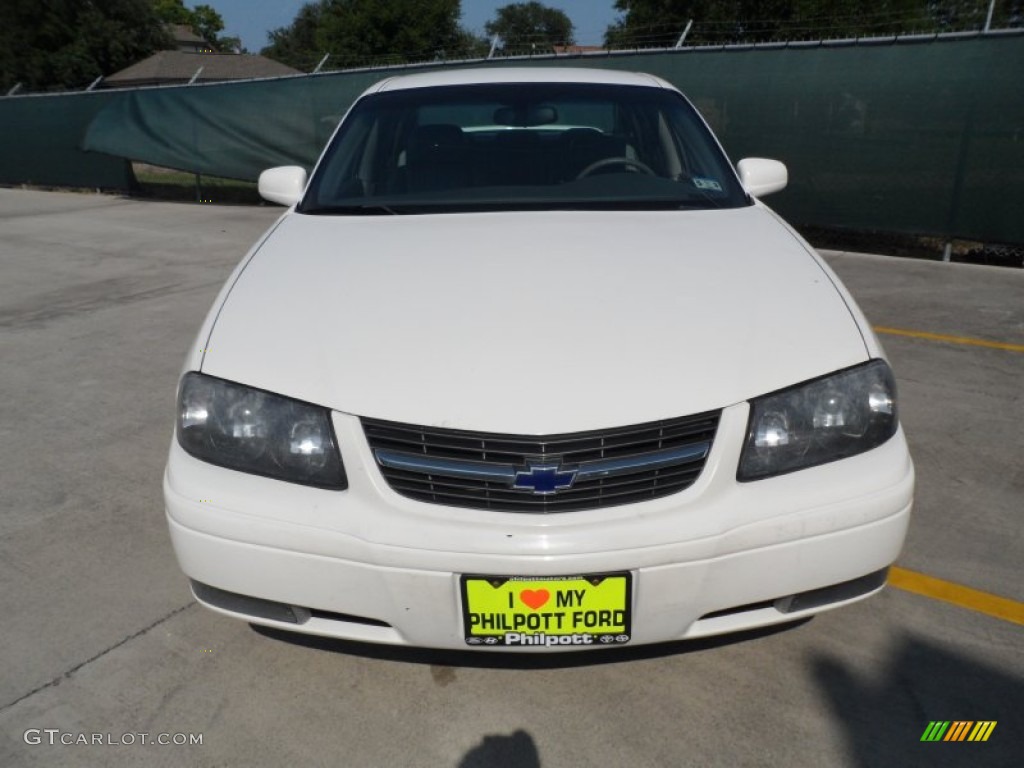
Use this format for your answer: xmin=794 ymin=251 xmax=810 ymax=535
xmin=676 ymin=20 xmax=694 ymax=49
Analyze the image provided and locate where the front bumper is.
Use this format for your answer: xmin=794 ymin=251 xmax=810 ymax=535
xmin=164 ymin=404 xmax=914 ymax=651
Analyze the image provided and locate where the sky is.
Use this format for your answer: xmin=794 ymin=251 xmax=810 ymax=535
xmin=197 ymin=1 xmax=622 ymax=53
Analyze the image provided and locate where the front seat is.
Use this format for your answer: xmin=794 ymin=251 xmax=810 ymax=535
xmin=405 ymin=124 xmax=470 ymax=193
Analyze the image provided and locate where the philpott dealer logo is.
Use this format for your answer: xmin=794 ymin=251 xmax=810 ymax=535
xmin=920 ymin=721 xmax=997 ymax=742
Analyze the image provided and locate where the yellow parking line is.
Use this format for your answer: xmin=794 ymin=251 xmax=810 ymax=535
xmin=888 ymin=566 xmax=1024 ymax=626
xmin=873 ymin=326 xmax=1024 ymax=353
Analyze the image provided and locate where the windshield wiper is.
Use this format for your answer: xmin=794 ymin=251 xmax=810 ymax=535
xmin=544 ymin=199 xmax=730 ymax=211
xmin=301 ymin=204 xmax=402 ymax=216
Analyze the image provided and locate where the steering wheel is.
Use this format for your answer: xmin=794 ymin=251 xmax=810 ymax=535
xmin=576 ymin=156 xmax=656 ymax=179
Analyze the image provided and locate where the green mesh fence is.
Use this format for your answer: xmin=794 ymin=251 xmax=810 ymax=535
xmin=2 ymin=33 xmax=1022 ymax=244
xmin=0 ymin=91 xmax=134 ymax=189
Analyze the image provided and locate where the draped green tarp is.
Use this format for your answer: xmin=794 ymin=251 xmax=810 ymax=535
xmin=82 ymin=72 xmax=384 ymax=183
xmin=4 ymin=33 xmax=1023 ymax=243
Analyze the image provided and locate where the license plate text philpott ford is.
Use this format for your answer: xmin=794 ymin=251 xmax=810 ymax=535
xmin=461 ymin=573 xmax=632 ymax=647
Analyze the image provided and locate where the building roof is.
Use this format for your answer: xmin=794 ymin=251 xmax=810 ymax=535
xmin=169 ymin=24 xmax=208 ymax=48
xmin=104 ymin=51 xmax=301 ymax=88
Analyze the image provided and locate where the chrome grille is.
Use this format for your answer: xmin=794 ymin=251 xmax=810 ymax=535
xmin=362 ymin=412 xmax=719 ymax=513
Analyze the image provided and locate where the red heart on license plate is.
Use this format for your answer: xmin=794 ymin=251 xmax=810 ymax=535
xmin=520 ymin=589 xmax=550 ymax=610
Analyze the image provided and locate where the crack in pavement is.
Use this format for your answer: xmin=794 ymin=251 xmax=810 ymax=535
xmin=0 ymin=278 xmax=196 ymax=330
xmin=0 ymin=603 xmax=195 ymax=714
xmin=0 ymin=199 xmax=136 ymax=222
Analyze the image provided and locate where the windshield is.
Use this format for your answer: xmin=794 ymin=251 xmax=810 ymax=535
xmin=299 ymin=82 xmax=749 ymax=215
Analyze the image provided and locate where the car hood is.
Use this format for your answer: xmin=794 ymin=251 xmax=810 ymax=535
xmin=202 ymin=207 xmax=868 ymax=434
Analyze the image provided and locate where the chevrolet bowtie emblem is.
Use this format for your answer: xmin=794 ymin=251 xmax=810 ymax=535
xmin=511 ymin=463 xmax=577 ymax=495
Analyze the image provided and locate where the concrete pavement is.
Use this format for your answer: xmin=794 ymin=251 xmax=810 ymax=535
xmin=1 ymin=189 xmax=1020 ymax=767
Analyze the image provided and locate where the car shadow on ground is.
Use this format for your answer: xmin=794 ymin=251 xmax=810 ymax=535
xmin=813 ymin=631 xmax=1022 ymax=767
xmin=250 ymin=618 xmax=811 ymax=670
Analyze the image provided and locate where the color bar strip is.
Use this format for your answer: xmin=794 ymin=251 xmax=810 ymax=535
xmin=945 ymin=721 xmax=972 ymax=741
xmin=921 ymin=721 xmax=949 ymax=741
xmin=888 ymin=567 xmax=1024 ymax=626
xmin=968 ymin=721 xmax=997 ymax=742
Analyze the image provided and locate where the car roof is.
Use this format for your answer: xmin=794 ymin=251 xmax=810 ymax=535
xmin=368 ymin=67 xmax=676 ymax=95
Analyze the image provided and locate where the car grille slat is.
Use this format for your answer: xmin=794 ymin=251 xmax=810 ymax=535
xmin=381 ymin=462 xmax=704 ymax=496
xmin=363 ymin=412 xmax=719 ymax=513
xmin=365 ymin=418 xmax=718 ymax=462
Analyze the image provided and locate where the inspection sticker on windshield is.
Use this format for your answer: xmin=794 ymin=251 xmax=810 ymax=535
xmin=693 ymin=176 xmax=723 ymax=192
xmin=461 ymin=573 xmax=631 ymax=647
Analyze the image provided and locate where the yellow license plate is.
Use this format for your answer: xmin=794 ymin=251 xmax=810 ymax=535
xmin=460 ymin=573 xmax=632 ymax=648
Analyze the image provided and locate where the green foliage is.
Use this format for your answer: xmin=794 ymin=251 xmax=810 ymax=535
xmin=484 ymin=1 xmax=576 ymax=52
xmin=264 ymin=4 xmax=324 ymax=69
xmin=262 ymin=0 xmax=481 ymax=71
xmin=604 ymin=0 xmax=695 ymax=48
xmin=153 ymin=0 xmax=237 ymax=51
xmin=152 ymin=0 xmax=192 ymax=24
xmin=604 ymin=1 xmax=1018 ymax=47
xmin=0 ymin=0 xmax=171 ymax=92
xmin=190 ymin=4 xmax=226 ymax=44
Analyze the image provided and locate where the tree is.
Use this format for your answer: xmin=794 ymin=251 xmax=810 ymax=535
xmin=604 ymin=1 xmax=810 ymax=47
xmin=485 ymin=2 xmax=575 ymax=53
xmin=0 ymin=0 xmax=171 ymax=92
xmin=603 ymin=1 xmax=1010 ymax=47
xmin=264 ymin=3 xmax=325 ymax=69
xmin=153 ymin=0 xmax=239 ymax=52
xmin=604 ymin=0 xmax=700 ymax=48
xmin=262 ymin=0 xmax=479 ymax=71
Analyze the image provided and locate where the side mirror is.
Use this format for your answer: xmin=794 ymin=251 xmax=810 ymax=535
xmin=258 ymin=166 xmax=308 ymax=207
xmin=737 ymin=158 xmax=788 ymax=198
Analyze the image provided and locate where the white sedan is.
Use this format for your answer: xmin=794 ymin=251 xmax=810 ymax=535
xmin=164 ymin=67 xmax=913 ymax=651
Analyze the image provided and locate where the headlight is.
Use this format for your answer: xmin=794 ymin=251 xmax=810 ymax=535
xmin=738 ymin=360 xmax=898 ymax=481
xmin=176 ymin=373 xmax=347 ymax=489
